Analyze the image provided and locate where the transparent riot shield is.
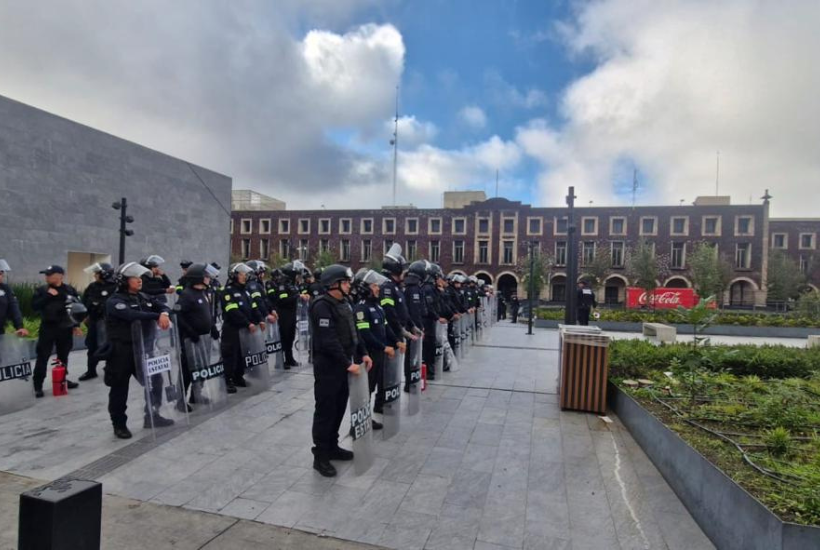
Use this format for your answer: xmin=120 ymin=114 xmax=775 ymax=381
xmin=434 ymin=322 xmax=446 ymax=376
xmin=443 ymin=335 xmax=460 ymax=373
xmin=382 ymin=349 xmax=402 ymax=439
xmin=460 ymin=315 xmax=469 ymax=357
xmin=348 ymin=367 xmax=375 ymax=475
xmin=132 ymin=320 xmax=188 ymax=437
xmin=183 ymin=336 xmax=228 ymax=411
xmin=456 ymin=317 xmax=465 ymax=360
xmin=296 ymin=301 xmax=310 ymax=353
xmin=265 ymin=322 xmax=284 ymax=370
xmin=238 ymin=327 xmax=272 ymax=392
xmin=450 ymin=318 xmax=461 ymax=361
xmin=406 ymin=338 xmax=421 ymax=416
xmin=0 ymin=334 xmax=34 ymax=416
xmin=470 ymin=311 xmax=477 ymax=344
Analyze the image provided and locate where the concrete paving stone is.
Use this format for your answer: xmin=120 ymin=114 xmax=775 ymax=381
xmin=477 ymin=507 xmax=526 ymax=548
xmin=533 ymin=402 xmax=560 ymax=419
xmin=420 ymin=446 xmax=466 ymax=479
xmin=255 ymin=488 xmax=326 ymax=528
xmin=442 ymin=469 xmax=492 ymax=510
xmin=398 ymin=474 xmax=452 ymax=517
xmin=466 ymin=388 xmax=491 ymax=398
xmin=653 ymin=510 xmax=716 ymax=550
xmin=469 ymin=423 xmax=503 ymax=446
xmin=219 ymin=497 xmax=270 ymax=520
xmin=457 ymin=396 xmax=488 ymax=413
xmin=424 ymin=531 xmax=476 ymax=550
xmin=336 ymin=456 xmax=390 ymax=491
xmin=478 ymin=407 xmax=507 ymax=425
xmin=290 ymin=466 xmax=339 ymax=496
xmin=294 ymin=485 xmax=370 ymax=533
xmin=474 ymin=541 xmax=520 ymax=550
xmin=460 ymin=443 xmax=498 ymax=473
xmin=559 ymin=410 xmax=593 ymax=433
xmin=185 ymin=468 xmax=265 ymax=512
xmin=239 ymin=464 xmax=309 ymax=503
xmin=334 ymin=518 xmax=389 ymax=545
xmin=355 ymin=479 xmax=413 ymax=524
xmin=379 ymin=523 xmax=433 ymax=550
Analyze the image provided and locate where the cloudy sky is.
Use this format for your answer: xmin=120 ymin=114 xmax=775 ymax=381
xmin=1 ymin=0 xmax=817 ymax=215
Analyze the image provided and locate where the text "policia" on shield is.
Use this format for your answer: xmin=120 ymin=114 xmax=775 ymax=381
xmin=146 ymin=354 xmax=172 ymax=376
xmin=1 ymin=362 xmax=32 ymax=382
xmin=191 ymin=362 xmax=225 ymax=382
xmin=244 ymin=351 xmax=268 ymax=368
xmin=350 ymin=404 xmax=372 ymax=440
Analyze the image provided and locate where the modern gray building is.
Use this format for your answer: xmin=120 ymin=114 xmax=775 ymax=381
xmin=0 ymin=94 xmax=232 ymax=287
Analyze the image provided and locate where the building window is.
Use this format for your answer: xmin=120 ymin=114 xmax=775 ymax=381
xmin=362 ymin=239 xmax=372 ymax=262
xmin=670 ymin=216 xmax=688 ymax=236
xmin=478 ymin=217 xmax=490 ymax=234
xmin=554 ymin=216 xmax=568 ymax=235
xmin=340 ymin=218 xmax=352 ymax=234
xmin=429 ymin=218 xmax=442 ymax=235
xmin=453 ymin=240 xmax=464 ymax=264
xmin=240 ymin=219 xmax=252 ymax=234
xmin=406 ymin=240 xmax=417 ymax=260
xmin=502 ymin=241 xmax=514 ymax=264
xmin=771 ymin=233 xmax=787 ymax=249
xmin=555 ymin=242 xmax=567 ymax=267
xmin=241 ymin=239 xmax=250 ymax=259
xmin=611 ymin=242 xmax=625 ymax=268
xmin=320 ymin=239 xmax=330 ymax=253
xmin=800 ymin=255 xmax=810 ymax=273
xmin=319 ymin=218 xmax=331 ymax=235
xmin=527 ymin=217 xmax=542 ymax=236
xmin=640 ymin=217 xmax=657 ymax=236
xmin=478 ymin=240 xmax=489 ymax=264
xmin=671 ymin=242 xmax=686 ymax=269
xmin=430 ymin=240 xmax=440 ymax=263
xmin=502 ymin=218 xmax=515 ymax=234
xmin=581 ymin=241 xmax=596 ymax=266
xmin=735 ymin=216 xmax=754 ymax=236
xmin=735 ymin=243 xmax=751 ymax=269
xmin=340 ymin=239 xmax=351 ymax=262
xmin=799 ymin=233 xmax=816 ymax=250
xmin=260 ymin=239 xmax=270 ymax=259
xmin=383 ymin=218 xmax=396 ymax=235
xmin=610 ymin=217 xmax=626 ymax=236
xmin=298 ymin=239 xmax=309 ymax=260
xmin=703 ymin=216 xmax=721 ymax=236
xmin=406 ymin=218 xmax=419 ymax=235
xmin=259 ymin=219 xmax=271 ymax=234
xmin=384 ymin=239 xmax=394 ymax=255
xmin=297 ymin=219 xmax=310 ymax=234
xmin=581 ymin=217 xmax=598 ymax=236
xmin=278 ymin=219 xmax=290 ymax=234
xmin=279 ymin=239 xmax=290 ymax=258
xmin=230 ymin=219 xmax=234 ymax=234
xmin=453 ymin=218 xmax=467 ymax=235
xmin=361 ymin=218 xmax=373 ymax=234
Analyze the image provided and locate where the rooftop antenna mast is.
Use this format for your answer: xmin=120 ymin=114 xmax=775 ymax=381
xmin=631 ymin=167 xmax=638 ymax=208
xmin=715 ymin=150 xmax=720 ymax=196
xmin=495 ymin=170 xmax=499 ymax=198
xmin=390 ymin=85 xmax=399 ymax=207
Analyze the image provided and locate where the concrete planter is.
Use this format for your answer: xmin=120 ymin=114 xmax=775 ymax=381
xmin=534 ymin=319 xmax=819 ymax=339
xmin=609 ymin=384 xmax=820 ymax=550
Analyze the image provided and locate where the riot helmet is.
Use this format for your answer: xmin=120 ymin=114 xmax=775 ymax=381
xmin=84 ymin=262 xmax=115 ymax=282
xmin=245 ymin=260 xmax=269 ymax=275
xmin=205 ymin=264 xmax=220 ymax=279
xmin=428 ymin=263 xmax=444 ymax=281
xmin=313 ymin=267 xmax=323 ymax=280
xmin=140 ymin=255 xmax=165 ymax=268
xmin=408 ymin=260 xmax=429 ymax=279
xmin=185 ymin=263 xmax=208 ymax=285
xmin=115 ymin=262 xmax=150 ymax=290
xmin=382 ymin=243 xmax=407 ymax=276
xmin=282 ymin=260 xmax=307 ymax=281
xmin=228 ymin=263 xmax=253 ymax=283
xmin=180 ymin=260 xmax=193 ymax=269
xmin=354 ymin=268 xmax=387 ymax=298
xmin=320 ymin=264 xmax=354 ymax=290
xmin=0 ymin=259 xmax=10 ymax=272
xmin=65 ymin=296 xmax=88 ymax=326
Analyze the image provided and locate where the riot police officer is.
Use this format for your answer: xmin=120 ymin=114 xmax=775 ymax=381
xmin=307 ymin=268 xmax=324 ymax=300
xmin=79 ymin=262 xmax=117 ymax=381
xmin=140 ymin=255 xmax=174 ymax=304
xmin=403 ymin=260 xmax=427 ymax=391
xmin=220 ymin=263 xmax=263 ymax=392
xmin=174 ymin=263 xmax=216 ymax=409
xmin=175 ymin=260 xmax=193 ymax=294
xmin=32 ymin=265 xmax=82 ymax=397
xmin=105 ymin=262 xmax=173 ymax=438
xmin=577 ymin=280 xmax=598 ymax=326
xmin=245 ymin=260 xmax=278 ymax=323
xmin=421 ymin=262 xmax=447 ymax=380
xmin=446 ymin=275 xmax=468 ymax=352
xmin=310 ymin=265 xmax=371 ymax=477
xmin=272 ymin=261 xmax=306 ymax=368
xmin=354 ymin=269 xmax=399 ymax=428
xmin=0 ymin=259 xmax=28 ymax=337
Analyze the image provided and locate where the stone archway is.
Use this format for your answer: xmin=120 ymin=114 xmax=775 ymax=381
xmin=664 ymin=276 xmax=691 ymax=289
xmin=496 ymin=272 xmax=519 ymax=300
xmin=473 ymin=271 xmax=493 ymax=286
xmin=729 ymin=277 xmax=759 ymax=307
xmin=604 ymin=274 xmax=629 ymax=305
xmin=550 ymin=274 xmax=567 ymax=303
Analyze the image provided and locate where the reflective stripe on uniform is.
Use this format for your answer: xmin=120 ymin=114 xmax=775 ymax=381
xmin=252 ymin=302 xmax=258 ymax=308
xmin=251 ymin=291 xmax=262 ymax=298
xmin=279 ymin=293 xmax=288 ymax=298
xmin=356 ymin=321 xmax=370 ymax=329
xmin=380 ymin=297 xmax=395 ymax=307
xmin=224 ymin=303 xmax=239 ymax=312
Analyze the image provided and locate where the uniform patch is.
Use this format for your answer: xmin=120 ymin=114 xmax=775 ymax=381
xmin=0 ymin=290 xmax=5 ymax=297
xmin=197 ymin=299 xmax=203 ymax=304
xmin=101 ymin=291 xmax=108 ymax=296
xmin=383 ymin=287 xmax=392 ymax=295
xmin=224 ymin=294 xmax=231 ymax=301
xmin=356 ymin=311 xmax=365 ymax=320
xmin=413 ymin=294 xmax=420 ymax=300
xmin=115 ymin=303 xmax=127 ymax=310
xmin=319 ymin=318 xmax=330 ymax=327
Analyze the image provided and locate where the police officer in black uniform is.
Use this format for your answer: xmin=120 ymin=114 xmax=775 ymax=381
xmin=79 ymin=262 xmax=117 ymax=381
xmin=446 ymin=275 xmax=468 ymax=351
xmin=175 ymin=260 xmax=193 ymax=294
xmin=510 ymin=295 xmax=520 ymax=323
xmin=272 ymin=261 xmax=306 ymax=368
xmin=0 ymin=259 xmax=28 ymax=337
xmin=174 ymin=263 xmax=217 ymax=409
xmin=32 ymin=265 xmax=82 ymax=397
xmin=420 ymin=261 xmax=446 ymax=380
xmin=354 ymin=269 xmax=399 ymax=428
xmin=403 ymin=260 xmax=427 ymax=390
xmin=308 ymin=268 xmax=324 ymax=300
xmin=379 ymin=246 xmax=416 ymax=406
xmin=140 ymin=255 xmax=174 ymax=304
xmin=310 ymin=265 xmax=371 ymax=477
xmin=105 ymin=262 xmax=173 ymax=439
xmin=245 ymin=260 xmax=278 ymax=324
xmin=577 ymin=280 xmax=598 ymax=326
xmin=220 ymin=263 xmax=264 ymax=392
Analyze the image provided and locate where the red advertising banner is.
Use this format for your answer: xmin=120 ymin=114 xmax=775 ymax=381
xmin=626 ymin=287 xmax=700 ymax=309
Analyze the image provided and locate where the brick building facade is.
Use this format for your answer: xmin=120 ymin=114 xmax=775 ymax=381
xmin=231 ymin=192 xmax=818 ymax=307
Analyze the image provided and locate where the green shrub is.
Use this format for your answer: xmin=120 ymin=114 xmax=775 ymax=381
xmin=537 ymin=307 xmax=820 ymax=328
xmin=10 ymin=282 xmax=39 ymax=319
xmin=764 ymin=427 xmax=792 ymax=456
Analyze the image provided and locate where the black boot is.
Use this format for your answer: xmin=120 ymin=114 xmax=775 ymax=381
xmin=234 ymin=377 xmax=248 ymax=387
xmin=313 ymin=458 xmax=337 ymax=477
xmin=144 ymin=414 xmax=175 ymax=428
xmin=329 ymin=447 xmax=354 ymax=461
xmin=226 ymin=383 xmax=237 ymax=394
xmin=372 ymin=419 xmax=383 ymax=430
xmin=78 ymin=371 xmax=97 ymax=381
xmin=66 ymin=380 xmax=79 ymax=389
xmin=175 ymin=400 xmax=192 ymax=413
xmin=113 ymin=425 xmax=132 ymax=439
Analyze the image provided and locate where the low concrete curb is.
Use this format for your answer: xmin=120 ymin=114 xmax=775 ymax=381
xmin=608 ymin=383 xmax=820 ymax=550
xmin=535 ymin=319 xmax=820 ymax=338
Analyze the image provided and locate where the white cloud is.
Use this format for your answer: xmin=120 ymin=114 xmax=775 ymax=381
xmin=458 ymin=105 xmax=487 ymax=129
xmin=386 ymin=116 xmax=438 ymax=148
xmin=522 ymin=0 xmax=820 ymax=215
xmin=485 ymin=70 xmax=548 ymax=110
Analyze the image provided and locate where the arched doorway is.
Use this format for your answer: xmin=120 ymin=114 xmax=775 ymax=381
xmin=496 ymin=273 xmax=519 ymax=300
xmin=664 ymin=276 xmax=691 ymax=289
xmin=604 ymin=275 xmax=628 ymax=305
xmin=550 ymin=274 xmax=567 ymax=303
xmin=474 ymin=271 xmax=493 ymax=286
xmin=729 ymin=279 xmax=757 ymax=307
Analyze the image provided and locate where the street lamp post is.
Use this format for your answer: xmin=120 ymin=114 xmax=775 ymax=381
xmin=111 ymin=197 xmax=134 ymax=265
xmin=564 ymin=186 xmax=578 ymax=325
xmin=527 ymin=241 xmax=536 ymax=335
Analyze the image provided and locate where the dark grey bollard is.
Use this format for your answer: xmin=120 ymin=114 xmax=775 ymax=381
xmin=18 ymin=478 xmax=102 ymax=550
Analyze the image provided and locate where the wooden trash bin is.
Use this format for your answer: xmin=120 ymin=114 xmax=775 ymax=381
xmin=558 ymin=325 xmax=611 ymax=414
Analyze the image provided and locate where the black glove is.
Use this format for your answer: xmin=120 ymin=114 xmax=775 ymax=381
xmin=210 ymin=326 xmax=220 ymax=340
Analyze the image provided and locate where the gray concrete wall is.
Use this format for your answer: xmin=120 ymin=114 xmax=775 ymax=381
xmin=0 ymin=94 xmax=232 ymax=287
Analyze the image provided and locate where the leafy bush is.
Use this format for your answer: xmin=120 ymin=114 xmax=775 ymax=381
xmin=537 ymin=307 xmax=820 ymax=328
xmin=9 ymin=282 xmax=39 ymax=319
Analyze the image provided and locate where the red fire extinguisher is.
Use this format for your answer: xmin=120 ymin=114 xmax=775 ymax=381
xmin=421 ymin=362 xmax=427 ymax=392
xmin=51 ymin=360 xmax=68 ymax=397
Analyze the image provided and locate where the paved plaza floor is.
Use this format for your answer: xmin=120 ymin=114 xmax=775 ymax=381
xmin=0 ymin=323 xmax=723 ymax=549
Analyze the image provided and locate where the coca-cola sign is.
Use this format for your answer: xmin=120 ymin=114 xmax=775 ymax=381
xmin=626 ymin=287 xmax=699 ymax=309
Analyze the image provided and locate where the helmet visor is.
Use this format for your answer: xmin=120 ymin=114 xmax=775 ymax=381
xmin=231 ymin=263 xmax=254 ymax=275
xmin=0 ymin=259 xmax=10 ymax=271
xmin=145 ymin=255 xmax=165 ymax=266
xmin=205 ymin=265 xmax=220 ymax=278
xmin=118 ymin=262 xmax=150 ymax=279
xmin=292 ymin=259 xmax=306 ymax=272
xmin=385 ymin=243 xmax=403 ymax=262
xmin=362 ymin=270 xmax=388 ymax=286
xmin=83 ymin=263 xmax=102 ymax=275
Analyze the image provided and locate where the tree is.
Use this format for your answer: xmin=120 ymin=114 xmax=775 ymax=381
xmin=312 ymin=247 xmax=336 ymax=270
xmin=767 ymin=249 xmax=805 ymax=303
xmin=516 ymin=249 xmax=555 ymax=300
xmin=688 ymin=243 xmax=733 ymax=306
xmin=266 ymin=250 xmax=285 ymax=268
xmin=626 ymin=239 xmax=665 ymax=297
xmin=581 ymin=242 xmax=611 ymax=289
xmin=366 ymin=253 xmax=383 ymax=272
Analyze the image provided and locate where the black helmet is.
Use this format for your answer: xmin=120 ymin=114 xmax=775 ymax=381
xmin=210 ymin=261 xmax=222 ymax=271
xmin=228 ymin=263 xmax=253 ymax=282
xmin=84 ymin=262 xmax=115 ymax=282
xmin=140 ymin=255 xmax=165 ymax=268
xmin=65 ymin=296 xmax=88 ymax=327
xmin=185 ymin=263 xmax=208 ymax=284
xmin=428 ymin=263 xmax=444 ymax=281
xmin=245 ymin=260 xmax=269 ymax=275
xmin=321 ymin=264 xmax=354 ymax=289
xmin=180 ymin=260 xmax=193 ymax=269
xmin=313 ymin=267 xmax=323 ymax=279
xmin=408 ymin=260 xmax=429 ymax=279
xmin=354 ymin=268 xmax=387 ymax=298
xmin=115 ymin=261 xmax=151 ymax=289
xmin=282 ymin=260 xmax=307 ymax=281
xmin=382 ymin=243 xmax=407 ymax=276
